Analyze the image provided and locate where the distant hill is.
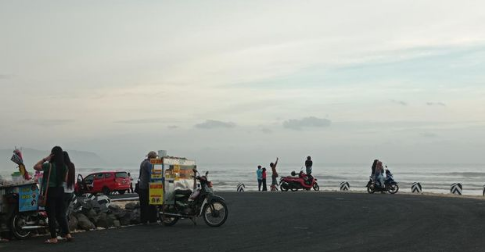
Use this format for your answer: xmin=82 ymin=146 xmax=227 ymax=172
xmin=0 ymin=148 xmax=107 ymax=175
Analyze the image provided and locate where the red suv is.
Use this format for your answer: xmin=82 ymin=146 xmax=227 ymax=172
xmin=75 ymin=171 xmax=131 ymax=195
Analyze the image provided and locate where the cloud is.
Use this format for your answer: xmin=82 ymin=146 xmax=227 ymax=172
xmin=167 ymin=125 xmax=179 ymax=129
xmin=17 ymin=119 xmax=75 ymax=127
xmin=421 ymin=132 xmax=438 ymax=138
xmin=426 ymin=102 xmax=446 ymax=106
xmin=283 ymin=116 xmax=331 ymax=130
xmin=261 ymin=128 xmax=273 ymax=134
xmin=391 ymin=100 xmax=408 ymax=106
xmin=114 ymin=118 xmax=163 ymax=124
xmin=195 ymin=120 xmax=236 ymax=129
xmin=0 ymin=74 xmax=13 ymax=79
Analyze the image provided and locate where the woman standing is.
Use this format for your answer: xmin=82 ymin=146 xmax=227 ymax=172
xmin=33 ymin=146 xmax=72 ymax=244
xmin=63 ymin=151 xmax=75 ymax=221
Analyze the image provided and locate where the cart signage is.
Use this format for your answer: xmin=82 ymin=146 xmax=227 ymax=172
xmin=19 ymin=184 xmax=39 ymax=212
xmin=149 ymin=182 xmax=163 ymax=205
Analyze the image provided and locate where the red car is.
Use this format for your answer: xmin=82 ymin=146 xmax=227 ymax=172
xmin=75 ymin=171 xmax=131 ymax=195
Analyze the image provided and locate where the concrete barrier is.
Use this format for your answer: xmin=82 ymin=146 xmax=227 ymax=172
xmin=450 ymin=183 xmax=462 ymax=195
xmin=340 ymin=181 xmax=350 ymax=191
xmin=411 ymin=182 xmax=422 ymax=193
xmin=237 ymin=183 xmax=245 ymax=192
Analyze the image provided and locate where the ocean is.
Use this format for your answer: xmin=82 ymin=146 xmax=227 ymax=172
xmin=74 ymin=163 xmax=485 ymax=196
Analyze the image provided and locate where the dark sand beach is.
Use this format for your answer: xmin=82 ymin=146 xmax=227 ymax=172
xmin=2 ymin=191 xmax=484 ymax=252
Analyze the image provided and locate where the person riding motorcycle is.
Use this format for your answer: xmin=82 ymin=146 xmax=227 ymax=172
xmin=375 ymin=161 xmax=385 ymax=188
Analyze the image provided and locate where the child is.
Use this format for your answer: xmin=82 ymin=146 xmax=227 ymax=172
xmin=262 ymin=168 xmax=267 ymax=191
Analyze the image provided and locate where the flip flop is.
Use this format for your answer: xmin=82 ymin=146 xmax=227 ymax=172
xmin=65 ymin=236 xmax=74 ymax=242
xmin=44 ymin=239 xmax=58 ymax=244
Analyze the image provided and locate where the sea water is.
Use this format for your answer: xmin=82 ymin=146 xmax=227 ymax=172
xmin=74 ymin=163 xmax=485 ymax=196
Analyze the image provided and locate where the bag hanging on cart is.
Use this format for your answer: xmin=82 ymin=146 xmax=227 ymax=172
xmin=38 ymin=164 xmax=52 ymax=207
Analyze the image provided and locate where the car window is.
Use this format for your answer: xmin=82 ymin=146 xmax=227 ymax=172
xmin=85 ymin=175 xmax=94 ymax=183
xmin=105 ymin=173 xmax=112 ymax=178
xmin=116 ymin=172 xmax=128 ymax=178
xmin=95 ymin=173 xmax=105 ymax=179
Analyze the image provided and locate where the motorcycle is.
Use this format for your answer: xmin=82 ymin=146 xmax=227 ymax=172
xmin=366 ymin=176 xmax=399 ymax=194
xmin=279 ymin=169 xmax=319 ymax=192
xmin=159 ymin=169 xmax=228 ymax=227
xmin=6 ymin=188 xmax=49 ymax=240
xmin=7 ymin=188 xmax=77 ymax=240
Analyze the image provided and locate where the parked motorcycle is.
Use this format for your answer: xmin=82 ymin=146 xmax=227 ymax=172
xmin=7 ymin=189 xmax=78 ymax=240
xmin=366 ymin=176 xmax=399 ymax=194
xmin=159 ymin=169 xmax=228 ymax=227
xmin=6 ymin=190 xmax=49 ymax=239
xmin=279 ymin=169 xmax=319 ymax=192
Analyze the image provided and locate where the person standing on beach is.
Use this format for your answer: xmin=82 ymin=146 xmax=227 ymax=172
xmin=262 ymin=168 xmax=268 ymax=191
xmin=62 ymin=151 xmax=75 ymax=221
xmin=33 ymin=146 xmax=72 ymax=244
xmin=256 ymin=165 xmax=263 ymax=191
xmin=128 ymin=172 xmax=134 ymax=193
xmin=270 ymin=158 xmax=279 ymax=191
xmin=138 ymin=151 xmax=158 ymax=224
xmin=305 ymin=156 xmax=313 ymax=176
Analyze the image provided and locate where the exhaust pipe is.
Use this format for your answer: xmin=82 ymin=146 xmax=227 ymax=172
xmin=21 ymin=226 xmax=46 ymax=230
xmin=159 ymin=212 xmax=190 ymax=218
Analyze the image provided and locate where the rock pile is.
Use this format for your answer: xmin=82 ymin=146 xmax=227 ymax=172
xmin=68 ymin=195 xmax=141 ymax=231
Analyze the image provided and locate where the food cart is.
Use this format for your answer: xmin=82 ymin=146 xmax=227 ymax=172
xmin=148 ymin=156 xmax=197 ymax=206
xmin=0 ymin=181 xmax=40 ymax=237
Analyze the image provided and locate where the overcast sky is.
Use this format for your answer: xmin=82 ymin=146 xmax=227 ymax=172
xmin=1 ymin=0 xmax=484 ymax=166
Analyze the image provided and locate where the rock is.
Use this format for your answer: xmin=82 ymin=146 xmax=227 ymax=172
xmin=108 ymin=204 xmax=121 ymax=214
xmin=113 ymin=209 xmax=127 ymax=219
xmin=125 ymin=202 xmax=136 ymax=210
xmin=113 ymin=220 xmax=121 ymax=228
xmin=77 ymin=213 xmax=95 ymax=231
xmin=79 ymin=198 xmax=92 ymax=210
xmin=90 ymin=200 xmax=101 ymax=211
xmin=96 ymin=213 xmax=108 ymax=229
xmin=68 ymin=215 xmax=78 ymax=231
xmin=130 ymin=209 xmax=141 ymax=224
xmin=86 ymin=209 xmax=99 ymax=224
xmin=106 ymin=213 xmax=117 ymax=227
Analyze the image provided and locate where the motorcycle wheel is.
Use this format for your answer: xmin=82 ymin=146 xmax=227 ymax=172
xmin=280 ymin=183 xmax=289 ymax=192
xmin=313 ymin=182 xmax=320 ymax=191
xmin=202 ymin=199 xmax=228 ymax=227
xmin=160 ymin=214 xmax=179 ymax=226
xmin=367 ymin=185 xmax=375 ymax=194
xmin=388 ymin=184 xmax=399 ymax=194
xmin=290 ymin=185 xmax=298 ymax=192
xmin=9 ymin=213 xmax=32 ymax=240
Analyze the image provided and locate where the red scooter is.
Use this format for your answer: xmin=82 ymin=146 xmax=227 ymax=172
xmin=279 ymin=169 xmax=319 ymax=192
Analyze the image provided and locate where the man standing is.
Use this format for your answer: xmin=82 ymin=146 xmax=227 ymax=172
xmin=305 ymin=156 xmax=313 ymax=176
xmin=138 ymin=151 xmax=158 ymax=224
xmin=270 ymin=157 xmax=279 ymax=191
xmin=256 ymin=165 xmax=263 ymax=191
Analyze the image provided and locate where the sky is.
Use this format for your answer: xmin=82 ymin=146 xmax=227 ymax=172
xmin=1 ymin=0 xmax=484 ymax=166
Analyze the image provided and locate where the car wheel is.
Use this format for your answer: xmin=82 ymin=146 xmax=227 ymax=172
xmin=118 ymin=190 xmax=126 ymax=195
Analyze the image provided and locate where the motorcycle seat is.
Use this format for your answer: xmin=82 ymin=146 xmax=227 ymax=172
xmin=174 ymin=189 xmax=192 ymax=198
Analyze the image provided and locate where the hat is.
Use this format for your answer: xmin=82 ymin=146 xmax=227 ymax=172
xmin=147 ymin=151 xmax=157 ymax=158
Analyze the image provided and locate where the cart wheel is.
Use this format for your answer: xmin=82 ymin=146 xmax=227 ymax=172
xmin=9 ymin=213 xmax=32 ymax=240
